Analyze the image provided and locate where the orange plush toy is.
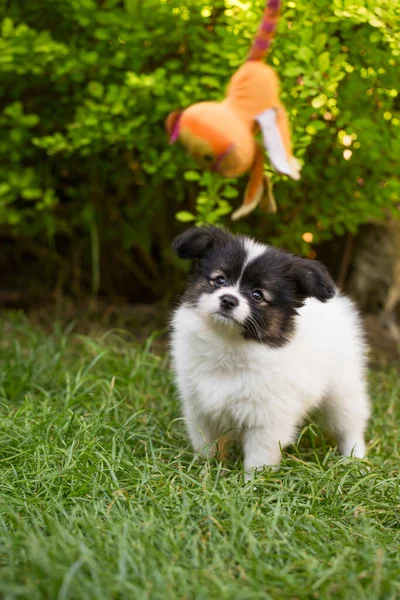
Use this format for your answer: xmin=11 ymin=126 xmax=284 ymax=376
xmin=166 ymin=0 xmax=301 ymax=221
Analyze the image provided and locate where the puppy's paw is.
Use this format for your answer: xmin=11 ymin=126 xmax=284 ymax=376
xmin=243 ymin=464 xmax=279 ymax=483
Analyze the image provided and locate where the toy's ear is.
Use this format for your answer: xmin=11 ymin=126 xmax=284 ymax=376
xmin=255 ymin=108 xmax=301 ymax=180
xmin=172 ymin=226 xmax=229 ymax=259
xmin=166 ymin=111 xmax=182 ymax=144
xmin=287 ymin=257 xmax=336 ymax=304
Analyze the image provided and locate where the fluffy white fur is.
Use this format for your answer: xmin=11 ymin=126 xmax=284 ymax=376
xmin=171 ymin=240 xmax=370 ymax=481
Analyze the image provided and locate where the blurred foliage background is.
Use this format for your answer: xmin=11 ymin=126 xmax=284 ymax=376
xmin=0 ymin=0 xmax=399 ymax=303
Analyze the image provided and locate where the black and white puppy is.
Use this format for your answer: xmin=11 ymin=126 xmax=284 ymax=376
xmin=170 ymin=226 xmax=370 ymax=481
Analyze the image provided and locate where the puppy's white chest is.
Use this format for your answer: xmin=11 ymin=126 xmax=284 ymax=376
xmin=180 ymin=335 xmax=269 ymax=426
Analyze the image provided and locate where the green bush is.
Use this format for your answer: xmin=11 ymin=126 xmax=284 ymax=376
xmin=0 ymin=0 xmax=398 ymax=297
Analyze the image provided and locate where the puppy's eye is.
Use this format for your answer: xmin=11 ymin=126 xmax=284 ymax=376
xmin=251 ymin=290 xmax=264 ymax=302
xmin=214 ymin=276 xmax=227 ymax=287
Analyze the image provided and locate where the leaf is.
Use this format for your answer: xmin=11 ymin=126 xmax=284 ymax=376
xmin=283 ymin=66 xmax=304 ymax=78
xmin=4 ymin=101 xmax=23 ymax=120
xmin=297 ymin=47 xmax=314 ymax=64
xmin=143 ymin=163 xmax=157 ymax=174
xmin=176 ymin=211 xmax=196 ymax=222
xmin=183 ymin=171 xmax=201 ymax=182
xmin=222 ymin=185 xmax=238 ymax=199
xmin=312 ymin=120 xmax=326 ymax=132
xmin=311 ymin=94 xmax=328 ymax=109
xmin=23 ymin=115 xmax=40 ymax=127
xmin=318 ymin=52 xmax=330 ymax=73
xmin=21 ymin=188 xmax=42 ymax=200
xmin=42 ymin=189 xmax=58 ymax=207
xmin=215 ymin=202 xmax=232 ymax=216
xmin=200 ymin=76 xmax=220 ymax=89
xmin=314 ymin=34 xmax=328 ymax=53
xmin=87 ymin=81 xmax=104 ymax=99
xmin=369 ymin=31 xmax=381 ymax=44
xmin=1 ymin=17 xmax=14 ymax=38
xmin=0 ymin=183 xmax=11 ymax=197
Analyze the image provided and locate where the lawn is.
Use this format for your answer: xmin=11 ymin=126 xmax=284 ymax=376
xmin=0 ymin=313 xmax=399 ymax=600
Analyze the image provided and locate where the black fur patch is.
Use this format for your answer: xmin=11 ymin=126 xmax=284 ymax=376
xmin=287 ymin=257 xmax=336 ymax=303
xmin=172 ymin=226 xmax=230 ymax=260
xmin=181 ymin=230 xmax=246 ymax=306
xmin=239 ymin=249 xmax=300 ymax=347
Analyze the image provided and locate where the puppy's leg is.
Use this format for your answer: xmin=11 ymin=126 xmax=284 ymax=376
xmin=182 ymin=402 xmax=217 ymax=458
xmin=214 ymin=432 xmax=234 ymax=462
xmin=321 ymin=382 xmax=370 ymax=459
xmin=243 ymin=416 xmax=299 ymax=482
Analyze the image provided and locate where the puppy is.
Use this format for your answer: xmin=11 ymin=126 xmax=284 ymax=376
xmin=170 ymin=226 xmax=370 ymax=481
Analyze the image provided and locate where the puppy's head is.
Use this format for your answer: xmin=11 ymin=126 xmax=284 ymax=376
xmin=173 ymin=226 xmax=335 ymax=347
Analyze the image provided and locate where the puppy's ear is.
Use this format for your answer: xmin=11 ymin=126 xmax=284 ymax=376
xmin=172 ymin=226 xmax=227 ymax=259
xmin=288 ymin=257 xmax=335 ymax=303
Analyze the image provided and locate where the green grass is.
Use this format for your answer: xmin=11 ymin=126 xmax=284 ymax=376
xmin=0 ymin=313 xmax=399 ymax=600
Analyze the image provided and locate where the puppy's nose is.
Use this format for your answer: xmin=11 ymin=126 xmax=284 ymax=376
xmin=220 ymin=294 xmax=239 ymax=310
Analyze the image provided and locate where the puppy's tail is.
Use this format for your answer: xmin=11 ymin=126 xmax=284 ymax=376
xmin=247 ymin=0 xmax=281 ymax=62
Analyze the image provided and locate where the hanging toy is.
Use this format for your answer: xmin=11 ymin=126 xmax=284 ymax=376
xmin=166 ymin=0 xmax=301 ymax=221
